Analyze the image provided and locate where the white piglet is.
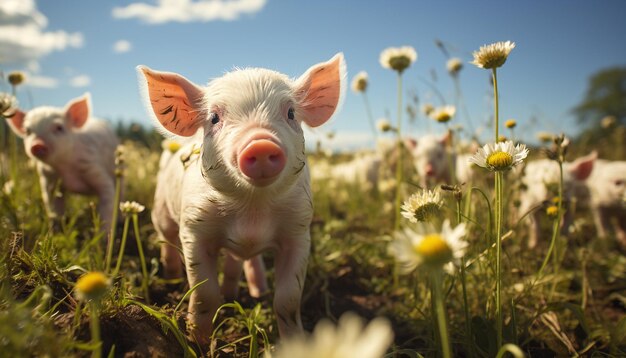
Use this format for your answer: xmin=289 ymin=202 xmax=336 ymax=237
xmin=6 ymin=94 xmax=118 ymax=233
xmin=138 ymin=54 xmax=346 ymax=343
xmin=588 ymin=160 xmax=626 ymax=248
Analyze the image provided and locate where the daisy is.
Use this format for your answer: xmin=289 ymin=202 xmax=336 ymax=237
xmin=272 ymin=312 xmax=393 ymax=358
xmin=505 ymin=119 xmax=517 ymax=129
xmin=376 ymin=118 xmax=392 ymax=132
xmin=75 ymin=272 xmax=110 ymax=301
xmin=380 ymin=46 xmax=417 ymax=73
xmin=469 ymin=140 xmax=529 ymax=172
xmin=351 ymin=71 xmax=369 ymax=93
xmin=0 ymin=92 xmax=18 ymax=117
xmin=120 ymin=201 xmax=145 ymax=214
xmin=401 ymin=189 xmax=444 ymax=223
xmin=446 ymin=57 xmax=463 ymax=76
xmin=390 ymin=220 xmax=467 ymax=272
xmin=430 ymin=105 xmax=456 ymax=123
xmin=470 ymin=41 xmax=515 ymax=69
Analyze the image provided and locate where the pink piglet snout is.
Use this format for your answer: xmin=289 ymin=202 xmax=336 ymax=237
xmin=30 ymin=140 xmax=49 ymax=158
xmin=238 ymin=138 xmax=286 ymax=187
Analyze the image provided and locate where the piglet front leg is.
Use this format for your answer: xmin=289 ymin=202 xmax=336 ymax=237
xmin=181 ymin=230 xmax=222 ymax=345
xmin=38 ymin=167 xmax=65 ymax=229
xmin=273 ymin=234 xmax=310 ymax=337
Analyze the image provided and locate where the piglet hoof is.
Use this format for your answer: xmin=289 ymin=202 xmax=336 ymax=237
xmin=186 ymin=317 xmax=213 ymax=346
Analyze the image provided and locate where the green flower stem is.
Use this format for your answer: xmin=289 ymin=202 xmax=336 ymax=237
xmin=492 ymin=68 xmax=499 ymax=142
xmin=537 ymin=160 xmax=564 ymax=281
xmin=105 ymin=176 xmax=122 ymax=273
xmin=495 ymin=171 xmax=504 ymax=350
xmin=394 ymin=72 xmax=404 ymax=230
xmin=432 ymin=270 xmax=452 ymax=358
xmin=456 ymin=198 xmax=473 ymax=357
xmin=133 ymin=214 xmax=150 ymax=304
xmin=90 ymin=301 xmax=102 ymax=358
xmin=112 ymin=216 xmax=130 ymax=277
xmin=361 ymin=93 xmax=377 ymax=140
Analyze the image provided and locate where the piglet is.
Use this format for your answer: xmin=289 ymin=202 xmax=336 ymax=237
xmin=405 ymin=133 xmax=475 ymax=187
xmin=6 ymin=93 xmax=119 ymax=233
xmin=518 ymin=152 xmax=596 ymax=248
xmin=137 ymin=53 xmax=345 ymax=343
xmin=587 ymin=159 xmax=626 ymax=248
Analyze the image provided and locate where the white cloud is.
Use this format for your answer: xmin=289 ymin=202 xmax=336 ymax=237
xmin=113 ymin=39 xmax=132 ymax=53
xmin=112 ymin=0 xmax=267 ymax=24
xmin=69 ymin=75 xmax=91 ymax=88
xmin=0 ymin=0 xmax=83 ymax=64
xmin=25 ymin=74 xmax=58 ymax=88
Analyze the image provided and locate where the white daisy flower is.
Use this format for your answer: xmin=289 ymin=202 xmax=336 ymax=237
xmin=0 ymin=92 xmax=18 ymax=118
xmin=351 ymin=71 xmax=369 ymax=93
xmin=446 ymin=57 xmax=463 ymax=76
xmin=119 ymin=201 xmax=145 ymax=214
xmin=430 ymin=105 xmax=456 ymax=123
xmin=272 ymin=312 xmax=394 ymax=358
xmin=389 ymin=220 xmax=468 ymax=272
xmin=380 ymin=46 xmax=417 ymax=73
xmin=401 ymin=189 xmax=444 ymax=223
xmin=469 ymin=140 xmax=529 ymax=172
xmin=470 ymin=41 xmax=515 ymax=69
xmin=376 ymin=118 xmax=392 ymax=132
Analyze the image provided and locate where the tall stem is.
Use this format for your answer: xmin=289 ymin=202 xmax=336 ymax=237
xmin=112 ymin=216 xmax=130 ymax=277
xmin=492 ymin=69 xmax=500 ymax=142
xmin=457 ymin=199 xmax=473 ymax=357
xmin=105 ymin=176 xmax=121 ymax=273
xmin=133 ymin=214 xmax=150 ymax=304
xmin=432 ymin=270 xmax=452 ymax=358
xmin=361 ymin=93 xmax=378 ymax=140
xmin=495 ymin=171 xmax=503 ymax=349
xmin=394 ymin=73 xmax=404 ymax=230
xmin=90 ymin=301 xmax=102 ymax=358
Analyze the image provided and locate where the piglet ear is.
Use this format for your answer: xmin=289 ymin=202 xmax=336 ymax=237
xmin=439 ymin=130 xmax=452 ymax=147
xmin=5 ymin=110 xmax=26 ymax=137
xmin=569 ymin=150 xmax=597 ymax=180
xmin=64 ymin=93 xmax=91 ymax=128
xmin=294 ymin=53 xmax=346 ymax=128
xmin=137 ymin=66 xmax=205 ymax=137
xmin=404 ymin=137 xmax=417 ymax=150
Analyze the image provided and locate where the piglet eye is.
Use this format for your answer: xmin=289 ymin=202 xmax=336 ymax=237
xmin=210 ymin=112 xmax=220 ymax=125
xmin=287 ymin=107 xmax=295 ymax=120
xmin=25 ymin=128 xmax=32 ymax=135
xmin=55 ymin=124 xmax=64 ymax=133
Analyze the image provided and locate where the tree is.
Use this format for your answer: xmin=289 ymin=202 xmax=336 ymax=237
xmin=573 ymin=66 xmax=626 ymax=127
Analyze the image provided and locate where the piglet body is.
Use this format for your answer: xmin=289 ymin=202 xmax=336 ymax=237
xmin=139 ymin=54 xmax=346 ymax=343
xmin=6 ymin=94 xmax=118 ymax=232
xmin=518 ymin=153 xmax=596 ymax=248
xmin=588 ymin=159 xmax=626 ymax=247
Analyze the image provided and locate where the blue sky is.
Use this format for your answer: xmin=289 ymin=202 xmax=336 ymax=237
xmin=2 ymin=0 xmax=625 ymax=150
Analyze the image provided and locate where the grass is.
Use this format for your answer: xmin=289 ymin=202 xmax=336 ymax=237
xmin=1 ymin=122 xmax=626 ymax=357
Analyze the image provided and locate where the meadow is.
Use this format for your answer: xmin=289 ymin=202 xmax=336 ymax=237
xmin=1 ymin=43 xmax=625 ymax=358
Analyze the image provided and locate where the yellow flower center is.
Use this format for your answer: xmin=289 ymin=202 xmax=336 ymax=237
xmin=388 ymin=56 xmax=412 ymax=73
xmin=505 ymin=119 xmax=517 ymax=129
xmin=355 ymin=78 xmax=367 ymax=92
xmin=75 ymin=272 xmax=109 ymax=300
xmin=167 ymin=141 xmax=182 ymax=153
xmin=486 ymin=151 xmax=513 ymax=169
xmin=412 ymin=202 xmax=441 ymax=222
xmin=546 ymin=205 xmax=558 ymax=217
xmin=435 ymin=113 xmax=451 ymax=123
xmin=414 ymin=234 xmax=453 ymax=265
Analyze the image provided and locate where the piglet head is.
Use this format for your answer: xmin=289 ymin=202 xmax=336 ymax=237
xmin=411 ymin=134 xmax=448 ymax=179
xmin=137 ymin=54 xmax=346 ymax=194
xmin=6 ymin=94 xmax=91 ymax=164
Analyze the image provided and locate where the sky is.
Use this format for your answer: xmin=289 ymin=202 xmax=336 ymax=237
xmin=1 ymin=0 xmax=626 ymax=151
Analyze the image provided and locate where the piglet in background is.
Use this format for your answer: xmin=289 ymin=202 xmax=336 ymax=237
xmin=517 ymin=152 xmax=596 ymax=248
xmin=138 ymin=53 xmax=345 ymax=343
xmin=587 ymin=159 xmax=626 ymax=249
xmin=406 ymin=133 xmax=475 ymax=187
xmin=6 ymin=93 xmax=119 ymax=233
